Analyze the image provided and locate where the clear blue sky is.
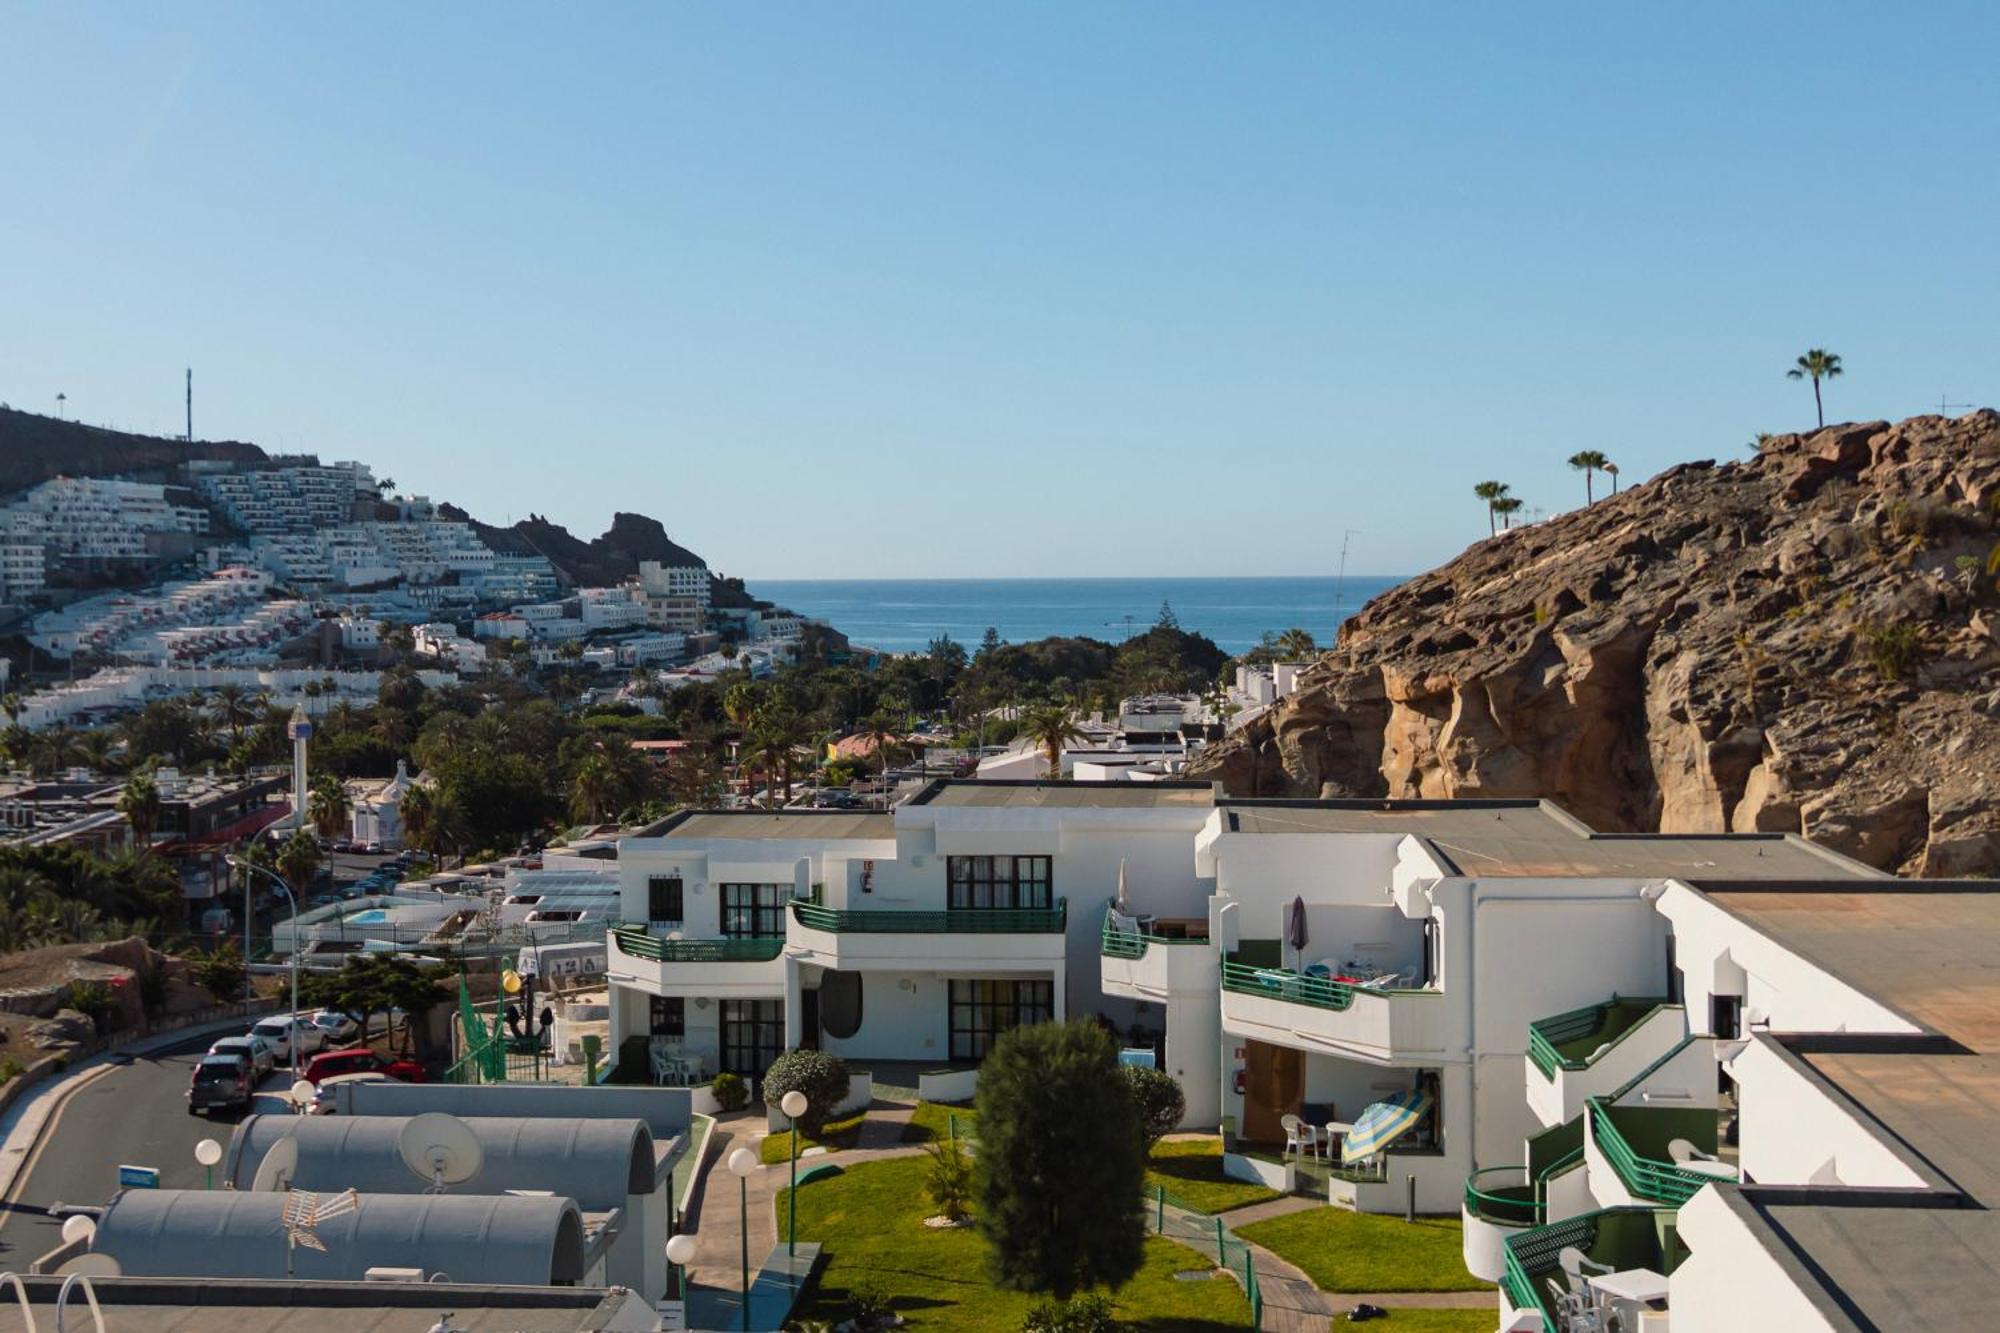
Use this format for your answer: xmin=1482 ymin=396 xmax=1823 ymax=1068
xmin=3 ymin=4 xmax=1994 ymax=579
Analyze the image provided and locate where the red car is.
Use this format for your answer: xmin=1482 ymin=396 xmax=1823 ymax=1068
xmin=300 ymin=1046 xmax=424 ymax=1086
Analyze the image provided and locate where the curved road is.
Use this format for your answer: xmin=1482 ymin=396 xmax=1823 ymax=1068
xmin=0 ymin=1030 xmax=296 ymax=1265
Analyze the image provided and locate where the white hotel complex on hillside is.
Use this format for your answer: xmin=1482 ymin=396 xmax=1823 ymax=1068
xmin=606 ymin=778 xmax=1999 ymax=1331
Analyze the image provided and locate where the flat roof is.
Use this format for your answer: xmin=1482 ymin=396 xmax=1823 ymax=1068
xmin=649 ymin=810 xmax=895 ymax=840
xmin=1222 ymin=799 xmax=1877 ymax=880
xmin=912 ymin=779 xmax=1216 ymax=810
xmin=1699 ymin=883 xmax=2000 ymax=1329
xmin=0 ymin=1277 xmax=644 ymax=1332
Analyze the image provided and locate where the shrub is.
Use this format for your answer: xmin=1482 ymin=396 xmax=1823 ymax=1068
xmin=975 ymin=1020 xmax=1145 ymax=1299
xmin=762 ymin=1048 xmax=851 ymax=1137
xmin=0 ymin=1057 xmax=24 ymax=1083
xmin=710 ymin=1071 xmax=750 ymax=1112
xmin=1121 ymin=1065 xmax=1187 ymax=1154
xmin=924 ymin=1138 xmax=975 ymax=1222
xmin=1862 ymin=622 xmax=1923 ymax=682
xmin=190 ymin=942 xmax=248 ymax=1002
xmin=1021 ymin=1293 xmax=1115 ymax=1333
xmin=67 ymin=981 xmax=116 ymax=1035
xmin=847 ymin=1279 xmax=893 ymax=1326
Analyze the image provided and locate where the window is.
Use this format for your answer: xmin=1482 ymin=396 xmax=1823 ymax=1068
xmin=649 ymin=996 xmax=684 ymax=1038
xmin=946 ymin=856 xmax=1053 ymax=911
xmin=719 ymin=999 xmax=785 ymax=1075
xmin=647 ymin=875 xmax=684 ymax=925
xmin=949 ymin=978 xmax=1054 ymax=1060
xmin=719 ymin=883 xmax=788 ymax=937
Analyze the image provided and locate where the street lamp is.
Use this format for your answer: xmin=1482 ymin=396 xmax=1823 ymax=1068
xmin=665 ymin=1231 xmax=698 ymax=1303
xmin=229 ymin=857 xmax=300 ymax=1063
xmin=194 ymin=1137 xmax=223 ymax=1190
xmin=780 ymin=1089 xmax=809 ymax=1257
xmin=726 ymin=1146 xmax=759 ymax=1332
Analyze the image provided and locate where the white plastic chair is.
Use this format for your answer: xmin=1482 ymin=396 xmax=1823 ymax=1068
xmin=648 ymin=1046 xmax=674 ymax=1086
xmin=1280 ymin=1114 xmax=1319 ymax=1160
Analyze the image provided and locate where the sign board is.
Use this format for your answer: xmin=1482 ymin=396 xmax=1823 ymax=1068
xmin=653 ymin=1300 xmax=687 ymax=1330
xmin=118 ymin=1164 xmax=161 ymax=1189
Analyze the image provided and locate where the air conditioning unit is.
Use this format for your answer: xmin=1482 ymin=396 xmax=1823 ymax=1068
xmin=364 ymin=1267 xmax=427 ymax=1283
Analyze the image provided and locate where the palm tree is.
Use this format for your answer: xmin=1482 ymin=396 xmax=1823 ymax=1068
xmin=276 ymin=828 xmax=323 ymax=896
xmin=398 ymin=782 xmax=437 ymax=859
xmin=1473 ymin=481 xmax=1511 ymax=537
xmin=0 ymin=694 xmax=21 ymax=727
xmin=1019 ymin=702 xmax=1087 ymax=779
xmin=855 ymin=713 xmax=905 ymax=786
xmin=118 ymin=770 xmax=163 ymax=854
xmin=1492 ymin=496 xmax=1524 ymax=530
xmin=213 ymin=683 xmax=254 ymax=740
xmin=1274 ymin=628 xmax=1318 ymax=660
xmin=1567 ymin=450 xmax=1610 ymax=504
xmin=308 ymin=773 xmax=351 ymax=841
xmin=1787 ymin=349 xmax=1844 ymax=428
xmin=1604 ymin=461 xmax=1620 ymax=494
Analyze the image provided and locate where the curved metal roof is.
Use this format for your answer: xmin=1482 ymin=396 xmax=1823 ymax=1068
xmin=222 ymin=1114 xmax=654 ymax=1207
xmin=93 ymin=1189 xmax=587 ymax=1285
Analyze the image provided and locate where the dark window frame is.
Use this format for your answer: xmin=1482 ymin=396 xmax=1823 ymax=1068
xmin=719 ymin=998 xmax=785 ymax=1075
xmin=718 ymin=883 xmax=789 ymax=938
xmin=946 ymin=855 xmax=1053 ymax=911
xmin=948 ymin=977 xmax=1054 ymax=1060
xmin=649 ymin=995 xmax=685 ymax=1038
xmin=647 ymin=875 xmax=684 ymax=925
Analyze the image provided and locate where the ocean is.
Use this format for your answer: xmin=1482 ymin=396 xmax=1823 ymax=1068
xmin=742 ymin=576 xmax=1408 ymax=655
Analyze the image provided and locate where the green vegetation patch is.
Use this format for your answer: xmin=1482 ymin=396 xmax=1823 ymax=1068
xmin=901 ymin=1100 xmax=978 ymax=1144
xmin=1144 ymin=1138 xmax=1280 ymax=1214
xmin=760 ymin=1111 xmax=867 ymax=1165
xmin=777 ymin=1155 xmax=1252 ymax=1331
xmin=1234 ymin=1208 xmax=1491 ymax=1294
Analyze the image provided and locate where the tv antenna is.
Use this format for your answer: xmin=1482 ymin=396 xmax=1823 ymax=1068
xmin=1938 ymin=393 xmax=1974 ymax=415
xmin=398 ymin=1113 xmax=485 ymax=1194
xmin=185 ymin=368 xmax=193 ymax=443
xmin=1330 ymin=529 xmax=1359 ymax=646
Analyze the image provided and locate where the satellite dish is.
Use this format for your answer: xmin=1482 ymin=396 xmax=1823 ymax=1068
xmin=62 ymin=1253 xmax=122 ymax=1277
xmin=289 ymin=1079 xmax=318 ymax=1109
xmin=251 ymin=1136 xmax=300 ymax=1192
xmin=61 ymin=1214 xmax=97 ymax=1245
xmin=398 ymin=1113 xmax=484 ymax=1193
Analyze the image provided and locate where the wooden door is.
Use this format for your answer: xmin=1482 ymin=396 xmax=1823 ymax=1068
xmin=1240 ymin=1040 xmax=1302 ymax=1147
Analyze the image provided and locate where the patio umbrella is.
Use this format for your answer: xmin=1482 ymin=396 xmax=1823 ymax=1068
xmin=1115 ymin=858 xmax=1131 ymax=914
xmin=1342 ymin=1087 xmax=1433 ymax=1164
xmin=1287 ymin=895 xmax=1309 ymax=954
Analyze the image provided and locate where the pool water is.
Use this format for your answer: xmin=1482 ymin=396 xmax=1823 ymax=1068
xmin=346 ymin=909 xmax=391 ymax=925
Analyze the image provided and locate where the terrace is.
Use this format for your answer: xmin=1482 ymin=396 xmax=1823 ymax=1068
xmin=1099 ymin=907 xmax=1214 ymax=1002
xmin=1525 ymin=997 xmax=1686 ymax=1129
xmin=606 ymin=922 xmax=785 ymax=999
xmin=785 ymin=898 xmax=1069 ymax=971
xmin=1585 ymin=1098 xmax=1737 ymax=1208
xmin=1218 ymin=955 xmax=1447 ymax=1064
xmin=1500 ymin=1206 xmax=1684 ymax=1332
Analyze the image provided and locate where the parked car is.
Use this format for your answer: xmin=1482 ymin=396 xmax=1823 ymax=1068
xmin=306 ymin=1010 xmax=362 ymax=1044
xmin=332 ymin=837 xmax=353 ymax=853
xmin=207 ymin=1033 xmax=276 ymax=1081
xmin=251 ymin=1014 xmax=328 ymax=1064
xmin=311 ymin=1070 xmax=390 ymax=1113
xmin=362 ymin=841 xmax=384 ymax=855
xmin=300 ymin=1047 xmax=424 ymax=1086
xmin=187 ymin=1054 xmax=254 ymax=1117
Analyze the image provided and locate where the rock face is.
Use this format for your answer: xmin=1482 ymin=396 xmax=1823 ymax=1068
xmin=1190 ymin=412 xmax=2000 ymax=877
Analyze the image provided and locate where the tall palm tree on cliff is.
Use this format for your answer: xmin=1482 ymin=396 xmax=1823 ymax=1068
xmin=1787 ymin=349 xmax=1843 ymax=428
xmin=1492 ymin=496 xmax=1524 ymax=530
xmin=1473 ymin=481 xmax=1511 ymax=537
xmin=1567 ymin=450 xmax=1610 ymax=504
xmin=1604 ymin=461 xmax=1620 ymax=494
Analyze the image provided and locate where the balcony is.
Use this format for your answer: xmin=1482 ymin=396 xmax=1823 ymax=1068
xmin=1586 ymin=1098 xmax=1736 ymax=1208
xmin=1525 ymin=998 xmax=1685 ymax=1129
xmin=1500 ymin=1206 xmax=1684 ymax=1331
xmin=607 ymin=923 xmax=785 ymax=998
xmin=1461 ymin=1166 xmax=1540 ymax=1283
xmin=1100 ymin=910 xmax=1214 ymax=1002
xmin=1218 ymin=960 xmax=1447 ymax=1064
xmin=785 ymin=898 xmax=1069 ymax=972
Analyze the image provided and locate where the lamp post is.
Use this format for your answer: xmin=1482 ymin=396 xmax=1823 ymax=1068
xmin=194 ymin=1137 xmax=222 ymax=1190
xmin=229 ymin=857 xmax=300 ymax=1062
xmin=726 ymin=1146 xmax=759 ymax=1332
xmin=665 ymin=1231 xmax=698 ymax=1304
xmin=780 ymin=1089 xmax=809 ymax=1257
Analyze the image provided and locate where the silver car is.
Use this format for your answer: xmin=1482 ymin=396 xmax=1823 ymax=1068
xmin=208 ymin=1033 xmax=276 ymax=1081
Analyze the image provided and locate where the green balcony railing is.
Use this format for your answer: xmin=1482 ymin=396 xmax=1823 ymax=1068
xmin=1527 ymin=996 xmax=1673 ymax=1079
xmin=1587 ymin=1100 xmax=1733 ymax=1205
xmin=1464 ymin=1166 xmax=1540 ymax=1228
xmin=790 ymin=898 xmax=1067 ymax=934
xmin=1222 ymin=959 xmax=1359 ymax=1010
xmin=1501 ymin=1209 xmax=1602 ymax=1322
xmin=1101 ymin=909 xmax=1208 ymax=959
xmin=611 ymin=924 xmax=786 ymax=963
xmin=1502 ymin=1206 xmax=1682 ymax=1325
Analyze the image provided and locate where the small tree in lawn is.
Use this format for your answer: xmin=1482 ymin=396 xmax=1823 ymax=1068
xmin=974 ymin=1020 xmax=1145 ymax=1299
xmin=1122 ymin=1065 xmax=1186 ymax=1155
xmin=761 ymin=1048 xmax=851 ymax=1138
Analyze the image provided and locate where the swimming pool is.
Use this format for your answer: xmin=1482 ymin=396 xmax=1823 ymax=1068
xmin=346 ymin=909 xmax=391 ymax=925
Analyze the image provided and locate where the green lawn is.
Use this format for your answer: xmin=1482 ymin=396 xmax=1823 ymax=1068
xmin=901 ymin=1100 xmax=978 ymax=1144
xmin=759 ymin=1111 xmax=867 ymax=1165
xmin=1337 ymin=1312 xmax=1494 ymax=1331
xmin=777 ymin=1156 xmax=1253 ymax=1330
xmin=1143 ymin=1139 xmax=1280 ymax=1214
xmin=1235 ymin=1208 xmax=1491 ymax=1293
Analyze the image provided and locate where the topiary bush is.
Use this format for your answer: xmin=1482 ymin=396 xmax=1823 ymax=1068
xmin=762 ymin=1047 xmax=851 ymax=1137
xmin=1121 ymin=1064 xmax=1187 ymax=1153
xmin=1021 ymin=1293 xmax=1115 ymax=1332
xmin=710 ymin=1071 xmax=750 ymax=1112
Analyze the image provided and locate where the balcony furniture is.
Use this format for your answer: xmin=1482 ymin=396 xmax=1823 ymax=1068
xmin=1586 ymin=1267 xmax=1669 ymax=1332
xmin=1324 ymin=1120 xmax=1353 ymax=1160
xmin=1281 ymin=1114 xmax=1320 ymax=1161
xmin=1667 ymin=1138 xmax=1738 ymax=1180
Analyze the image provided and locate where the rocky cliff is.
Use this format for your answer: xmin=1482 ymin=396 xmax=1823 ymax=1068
xmin=1191 ymin=412 xmax=2000 ymax=877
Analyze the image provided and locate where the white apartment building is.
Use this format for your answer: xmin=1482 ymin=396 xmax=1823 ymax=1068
xmin=637 ymin=561 xmax=709 ymax=634
xmin=0 ymin=540 xmax=45 ymax=602
xmin=0 ymin=477 xmax=208 ymax=565
xmin=578 ymin=585 xmax=648 ymax=632
xmin=197 ymin=461 xmax=373 ymax=533
xmin=412 ymin=621 xmax=485 ymax=670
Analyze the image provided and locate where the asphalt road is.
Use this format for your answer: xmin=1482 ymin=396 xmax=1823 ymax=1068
xmin=0 ymin=1029 xmax=298 ymax=1263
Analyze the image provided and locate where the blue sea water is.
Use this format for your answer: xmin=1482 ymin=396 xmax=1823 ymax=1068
xmin=744 ymin=577 xmax=1408 ymax=655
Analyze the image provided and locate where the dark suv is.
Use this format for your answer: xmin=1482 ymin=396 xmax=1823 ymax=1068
xmin=187 ymin=1053 xmax=254 ymax=1116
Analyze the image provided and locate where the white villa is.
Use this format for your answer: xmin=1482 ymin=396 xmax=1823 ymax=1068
xmin=606 ymin=779 xmax=1998 ymax=1330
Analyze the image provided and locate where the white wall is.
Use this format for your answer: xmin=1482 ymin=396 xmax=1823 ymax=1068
xmin=1730 ymin=1036 xmax=1929 ymax=1189
xmin=1671 ymin=1187 xmax=1843 ymax=1332
xmin=811 ymin=967 xmax=950 ymax=1064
